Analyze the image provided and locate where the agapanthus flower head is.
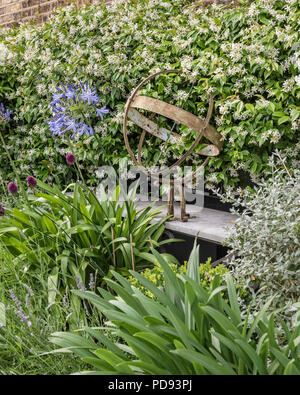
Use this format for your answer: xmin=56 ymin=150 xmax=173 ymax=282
xmin=0 ymin=204 xmax=5 ymax=216
xmin=8 ymin=182 xmax=18 ymax=195
xmin=66 ymin=153 xmax=76 ymax=165
xmin=0 ymin=103 xmax=13 ymax=123
xmin=27 ymin=176 xmax=37 ymax=188
xmin=48 ymin=82 xmax=109 ymax=140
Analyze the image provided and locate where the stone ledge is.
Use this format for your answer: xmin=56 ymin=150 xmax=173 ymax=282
xmin=133 ymin=199 xmax=238 ymax=245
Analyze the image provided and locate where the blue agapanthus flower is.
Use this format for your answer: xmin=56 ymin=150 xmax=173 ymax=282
xmin=48 ymin=82 xmax=109 ymax=139
xmin=0 ymin=103 xmax=13 ymax=123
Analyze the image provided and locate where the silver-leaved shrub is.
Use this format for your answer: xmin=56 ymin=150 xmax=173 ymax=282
xmin=224 ymin=153 xmax=300 ymax=323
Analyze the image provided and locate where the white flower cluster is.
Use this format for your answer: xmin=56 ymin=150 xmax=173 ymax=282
xmin=0 ymin=42 xmax=13 ymax=65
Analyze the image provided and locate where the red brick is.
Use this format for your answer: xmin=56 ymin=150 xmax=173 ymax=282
xmin=0 ymin=1 xmax=240 ymax=27
xmin=0 ymin=0 xmax=96 ymax=26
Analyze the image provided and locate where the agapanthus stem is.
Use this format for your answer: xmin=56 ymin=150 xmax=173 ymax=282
xmin=0 ymin=127 xmax=29 ymax=205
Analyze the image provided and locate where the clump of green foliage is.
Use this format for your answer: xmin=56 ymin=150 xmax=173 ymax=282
xmin=128 ymin=257 xmax=229 ymax=298
xmin=50 ymin=245 xmax=300 ymax=375
xmin=0 ymin=248 xmax=91 ymax=374
xmin=0 ymin=182 xmax=175 ymax=299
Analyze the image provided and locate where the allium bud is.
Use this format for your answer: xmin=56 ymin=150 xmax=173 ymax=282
xmin=27 ymin=176 xmax=37 ymax=188
xmin=8 ymin=182 xmax=18 ymax=195
xmin=66 ymin=153 xmax=76 ymax=165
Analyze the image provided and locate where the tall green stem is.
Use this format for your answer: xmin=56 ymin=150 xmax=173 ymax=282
xmin=0 ymin=126 xmax=29 ymax=205
xmin=67 ymin=139 xmax=86 ymax=186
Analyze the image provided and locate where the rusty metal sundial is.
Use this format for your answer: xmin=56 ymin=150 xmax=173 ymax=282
xmin=123 ymin=69 xmax=223 ymax=222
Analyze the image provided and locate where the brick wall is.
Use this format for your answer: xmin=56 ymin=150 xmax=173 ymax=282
xmin=0 ymin=0 xmax=238 ymax=28
xmin=0 ymin=0 xmax=98 ymax=27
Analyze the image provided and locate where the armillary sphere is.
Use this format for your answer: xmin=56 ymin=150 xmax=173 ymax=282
xmin=123 ymin=69 xmax=223 ymax=222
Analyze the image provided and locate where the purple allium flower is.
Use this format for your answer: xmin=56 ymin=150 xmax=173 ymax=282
xmin=0 ymin=204 xmax=4 ymax=216
xmin=66 ymin=153 xmax=76 ymax=165
xmin=8 ymin=182 xmax=18 ymax=195
xmin=27 ymin=176 xmax=37 ymax=188
xmin=0 ymin=103 xmax=13 ymax=123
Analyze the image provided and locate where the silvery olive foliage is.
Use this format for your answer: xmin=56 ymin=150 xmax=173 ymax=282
xmin=0 ymin=0 xmax=299 ymax=191
xmin=223 ymin=152 xmax=300 ymax=323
